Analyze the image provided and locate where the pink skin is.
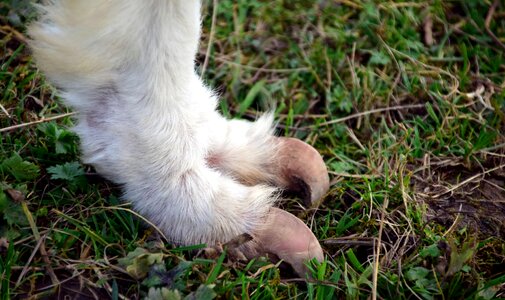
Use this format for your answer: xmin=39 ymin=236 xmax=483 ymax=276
xmin=273 ymin=137 xmax=330 ymax=207
xmin=240 ymin=208 xmax=324 ymax=276
xmin=236 ymin=138 xmax=329 ymax=276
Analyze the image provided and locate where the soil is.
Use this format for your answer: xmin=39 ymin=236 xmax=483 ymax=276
xmin=413 ymin=155 xmax=505 ymax=238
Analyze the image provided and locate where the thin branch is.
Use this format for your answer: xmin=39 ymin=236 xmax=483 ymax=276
xmin=0 ymin=103 xmax=11 ymax=118
xmin=213 ymin=56 xmax=310 ymax=73
xmin=485 ymin=0 xmax=505 ymax=52
xmin=300 ymin=104 xmax=425 ymax=129
xmin=372 ymin=196 xmax=389 ymax=300
xmin=200 ymin=0 xmax=219 ymax=78
xmin=0 ymin=25 xmax=28 ymax=44
xmin=21 ymin=201 xmax=60 ymax=288
xmin=0 ymin=112 xmax=76 ymax=133
xmin=431 ymin=163 xmax=505 ymax=199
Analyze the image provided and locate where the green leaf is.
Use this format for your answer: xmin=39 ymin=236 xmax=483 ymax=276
xmin=238 ymin=80 xmax=265 ymax=116
xmin=473 ymin=130 xmax=497 ymax=151
xmin=406 ymin=267 xmax=430 ymax=282
xmin=473 ymin=274 xmax=505 ymax=300
xmin=185 ymin=284 xmax=216 ymax=300
xmin=47 ymin=161 xmax=85 ymax=181
xmin=346 ymin=249 xmax=364 ymax=272
xmin=118 ymin=247 xmax=147 ymax=265
xmin=146 ymin=287 xmax=181 ymax=300
xmin=111 ymin=280 xmax=119 ymax=300
xmin=447 ymin=239 xmax=476 ymax=276
xmin=3 ymin=200 xmax=29 ymax=227
xmin=330 ymin=161 xmax=354 ymax=173
xmin=420 ymin=244 xmax=441 ymax=258
xmin=206 ymin=250 xmax=226 ymax=284
xmin=369 ymin=50 xmax=391 ymax=65
xmin=425 ymin=103 xmax=440 ymax=126
xmin=0 ymin=191 xmax=8 ymax=212
xmin=477 ymin=286 xmax=499 ymax=300
xmin=37 ymin=122 xmax=77 ymax=155
xmin=118 ymin=247 xmax=165 ymax=279
xmin=293 ymin=97 xmax=309 ymax=115
xmin=0 ymin=153 xmax=40 ymax=181
xmin=142 ymin=264 xmax=167 ymax=288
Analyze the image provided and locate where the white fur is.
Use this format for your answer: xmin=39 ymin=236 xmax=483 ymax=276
xmin=29 ymin=0 xmax=279 ymax=245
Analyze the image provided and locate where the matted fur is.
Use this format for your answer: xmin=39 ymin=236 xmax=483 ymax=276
xmin=29 ymin=0 xmax=279 ymax=245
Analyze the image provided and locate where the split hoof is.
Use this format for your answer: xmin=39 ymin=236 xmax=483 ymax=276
xmin=239 ymin=208 xmax=323 ymax=277
xmin=274 ymin=137 xmax=330 ymax=207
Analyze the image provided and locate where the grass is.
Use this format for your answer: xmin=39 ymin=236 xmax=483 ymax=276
xmin=1 ymin=0 xmax=505 ymax=298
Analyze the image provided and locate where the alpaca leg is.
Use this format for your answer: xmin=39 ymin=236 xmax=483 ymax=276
xmin=123 ymin=155 xmax=323 ymax=277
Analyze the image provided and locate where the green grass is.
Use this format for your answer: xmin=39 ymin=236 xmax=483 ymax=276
xmin=1 ymin=0 xmax=505 ymax=298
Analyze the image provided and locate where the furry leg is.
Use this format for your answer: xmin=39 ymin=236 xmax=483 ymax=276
xmin=206 ymin=113 xmax=278 ymax=185
xmin=123 ymin=156 xmax=278 ymax=246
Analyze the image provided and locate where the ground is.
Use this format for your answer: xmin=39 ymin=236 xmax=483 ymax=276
xmin=1 ymin=0 xmax=504 ymax=299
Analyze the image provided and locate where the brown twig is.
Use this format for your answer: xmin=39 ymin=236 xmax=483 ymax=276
xmin=213 ymin=56 xmax=310 ymax=73
xmin=0 ymin=25 xmax=28 ymax=44
xmin=200 ymin=0 xmax=218 ymax=78
xmin=20 ymin=201 xmax=60 ymax=289
xmin=0 ymin=103 xmax=11 ymax=118
xmin=299 ymin=104 xmax=426 ymax=129
xmin=323 ymin=238 xmax=375 ymax=246
xmin=431 ymin=163 xmax=505 ymax=199
xmin=423 ymin=12 xmax=434 ymax=46
xmin=372 ymin=196 xmax=389 ymax=300
xmin=0 ymin=112 xmax=76 ymax=133
xmin=485 ymin=0 xmax=505 ymax=52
